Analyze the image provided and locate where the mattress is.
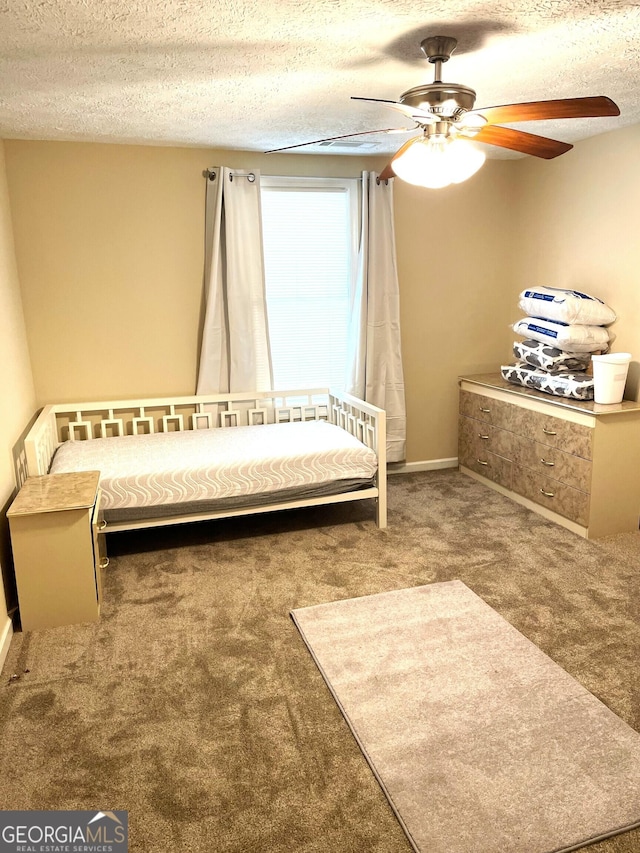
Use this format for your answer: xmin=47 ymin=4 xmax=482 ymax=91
xmin=49 ymin=419 xmax=378 ymax=519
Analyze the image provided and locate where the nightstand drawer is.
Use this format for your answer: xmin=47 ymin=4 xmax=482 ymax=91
xmin=512 ymin=464 xmax=590 ymax=526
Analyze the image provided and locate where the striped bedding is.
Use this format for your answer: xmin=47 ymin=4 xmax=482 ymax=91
xmin=49 ymin=419 xmax=378 ymax=520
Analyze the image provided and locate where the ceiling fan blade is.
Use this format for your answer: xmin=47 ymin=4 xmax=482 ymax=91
xmin=351 ymin=96 xmax=436 ymax=123
xmin=379 ymin=162 xmax=395 ymax=181
xmin=470 ymin=96 xmax=620 ymax=126
xmin=473 ymin=125 xmax=573 ymax=159
xmin=379 ymin=137 xmax=421 ymax=181
xmin=264 ymin=127 xmax=405 ymax=153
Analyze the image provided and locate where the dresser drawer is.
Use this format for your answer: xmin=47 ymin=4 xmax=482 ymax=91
xmin=458 ymin=415 xmax=513 ymax=460
xmin=459 ymin=431 xmax=512 ymax=489
xmin=459 ymin=390 xmax=513 ymax=430
xmin=509 ymin=407 xmax=593 ymax=460
xmin=510 ymin=438 xmax=592 ymax=493
xmin=512 ymin=464 xmax=590 ymax=526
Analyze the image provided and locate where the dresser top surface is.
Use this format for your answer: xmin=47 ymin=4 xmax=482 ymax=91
xmin=459 ymin=373 xmax=640 ymax=416
xmin=8 ymin=471 xmax=100 ymax=516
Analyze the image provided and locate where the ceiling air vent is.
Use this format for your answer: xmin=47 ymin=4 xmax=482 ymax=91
xmin=318 ymin=140 xmax=378 ymax=149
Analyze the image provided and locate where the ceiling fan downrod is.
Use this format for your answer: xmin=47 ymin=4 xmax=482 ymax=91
xmin=420 ymin=36 xmax=458 ymax=83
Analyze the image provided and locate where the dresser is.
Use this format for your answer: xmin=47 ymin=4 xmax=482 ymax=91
xmin=8 ymin=471 xmax=108 ymax=630
xmin=458 ymin=374 xmax=640 ymax=539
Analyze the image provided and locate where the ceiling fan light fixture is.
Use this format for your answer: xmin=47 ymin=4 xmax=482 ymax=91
xmin=456 ymin=112 xmax=488 ymax=136
xmin=392 ymin=136 xmax=486 ymax=189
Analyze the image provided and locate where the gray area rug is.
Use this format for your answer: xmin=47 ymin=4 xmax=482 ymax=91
xmin=1 ymin=470 xmax=640 ymax=852
xmin=292 ymin=580 xmax=640 ymax=853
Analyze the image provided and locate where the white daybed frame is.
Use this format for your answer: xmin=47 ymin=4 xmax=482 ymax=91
xmin=24 ymin=388 xmax=386 ymax=533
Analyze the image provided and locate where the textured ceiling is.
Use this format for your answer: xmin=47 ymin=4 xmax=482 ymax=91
xmin=0 ymin=0 xmax=639 ymax=159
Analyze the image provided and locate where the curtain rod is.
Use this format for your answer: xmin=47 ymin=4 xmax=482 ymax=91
xmin=203 ymin=168 xmax=256 ymax=183
xmin=203 ymin=169 xmax=377 ymax=183
xmin=262 ymin=174 xmax=367 ymax=182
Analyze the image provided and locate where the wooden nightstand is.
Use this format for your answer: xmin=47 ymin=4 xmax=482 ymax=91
xmin=7 ymin=471 xmax=108 ymax=631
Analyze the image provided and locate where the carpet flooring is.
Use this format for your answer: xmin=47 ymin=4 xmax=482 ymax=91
xmin=1 ymin=469 xmax=639 ymax=853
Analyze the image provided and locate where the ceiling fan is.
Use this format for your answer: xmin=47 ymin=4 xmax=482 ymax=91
xmin=265 ymin=36 xmax=620 ymax=187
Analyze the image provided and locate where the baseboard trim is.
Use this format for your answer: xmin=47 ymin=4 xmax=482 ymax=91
xmin=0 ymin=615 xmax=13 ymax=674
xmin=389 ymin=458 xmax=458 ymax=475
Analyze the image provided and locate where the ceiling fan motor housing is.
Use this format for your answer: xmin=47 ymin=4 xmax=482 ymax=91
xmin=400 ymin=83 xmax=477 ymax=120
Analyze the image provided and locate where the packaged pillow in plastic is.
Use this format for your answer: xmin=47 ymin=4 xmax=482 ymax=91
xmin=512 ymin=317 xmax=610 ymax=353
xmin=501 ymin=362 xmax=594 ymax=400
xmin=519 ymin=286 xmax=616 ymax=326
xmin=513 ymin=339 xmax=592 ymax=372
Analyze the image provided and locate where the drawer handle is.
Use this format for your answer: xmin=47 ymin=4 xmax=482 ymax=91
xmin=479 ymin=407 xmax=491 ymax=413
xmin=99 ymin=557 xmax=110 ymax=569
xmin=542 ymin=427 xmax=557 ymax=436
xmin=540 ymin=488 xmax=555 ymax=498
xmin=540 ymin=458 xmax=555 ymax=467
xmin=98 ymin=519 xmax=107 ymax=530
xmin=478 ymin=433 xmax=490 ymax=440
xmin=476 ymin=458 xmax=489 ymax=466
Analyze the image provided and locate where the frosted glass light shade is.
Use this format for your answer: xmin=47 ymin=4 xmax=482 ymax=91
xmin=392 ymin=136 xmax=486 ymax=189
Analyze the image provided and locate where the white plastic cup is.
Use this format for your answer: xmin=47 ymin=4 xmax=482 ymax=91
xmin=591 ymin=352 xmax=632 ymax=404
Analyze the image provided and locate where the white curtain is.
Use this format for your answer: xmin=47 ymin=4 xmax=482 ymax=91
xmin=347 ymin=171 xmax=407 ymax=462
xmin=197 ymin=167 xmax=273 ymax=394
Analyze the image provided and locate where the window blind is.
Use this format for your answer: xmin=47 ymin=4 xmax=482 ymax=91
xmin=261 ymin=182 xmax=356 ymax=390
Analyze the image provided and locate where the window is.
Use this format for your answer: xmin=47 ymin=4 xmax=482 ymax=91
xmin=260 ymin=176 xmax=359 ymax=390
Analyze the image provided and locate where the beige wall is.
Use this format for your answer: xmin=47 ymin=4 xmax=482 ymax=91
xmin=512 ymin=124 xmax=640 ymax=400
xmin=0 ymin=140 xmax=37 ymax=656
xmin=5 ymin=142 xmax=208 ymax=403
xmin=394 ymin=162 xmax=517 ymax=461
xmin=4 ymin=142 xmax=391 ymax=404
xmin=4 ymin=139 xmax=518 ymax=464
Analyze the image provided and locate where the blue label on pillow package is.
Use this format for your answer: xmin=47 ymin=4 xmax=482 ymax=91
xmin=525 ymin=291 xmax=555 ymax=302
xmin=528 ymin=323 xmax=558 ymax=339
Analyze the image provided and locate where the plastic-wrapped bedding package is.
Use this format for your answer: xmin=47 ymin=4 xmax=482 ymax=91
xmin=512 ymin=317 xmax=610 ymax=353
xmin=513 ymin=339 xmax=593 ymax=372
xmin=519 ymin=286 xmax=616 ymax=326
xmin=501 ymin=362 xmax=594 ymax=400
